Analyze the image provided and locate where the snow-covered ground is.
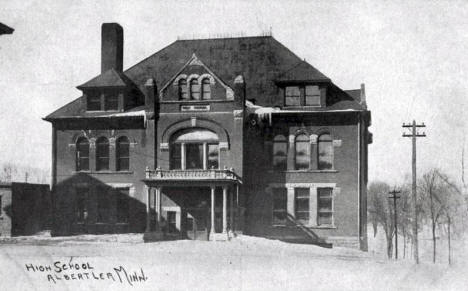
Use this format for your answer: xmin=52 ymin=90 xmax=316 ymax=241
xmin=0 ymin=232 xmax=466 ymax=291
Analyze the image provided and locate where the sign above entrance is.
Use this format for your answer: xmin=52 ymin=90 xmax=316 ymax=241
xmin=180 ymin=104 xmax=210 ymax=112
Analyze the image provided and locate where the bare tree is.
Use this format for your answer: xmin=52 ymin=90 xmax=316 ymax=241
xmin=419 ymin=169 xmax=445 ymax=263
xmin=434 ymin=171 xmax=464 ymax=265
xmin=0 ymin=163 xmax=18 ymax=182
xmin=368 ymin=181 xmax=395 ymax=258
xmin=396 ymin=185 xmax=413 ymax=259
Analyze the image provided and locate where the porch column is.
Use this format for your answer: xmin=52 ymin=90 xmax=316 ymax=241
xmin=222 ymin=186 xmax=228 ymax=233
xmin=210 ymin=185 xmax=215 ymax=235
xmin=155 ymin=187 xmax=162 ymax=231
xmin=229 ymin=186 xmax=234 ymax=232
xmin=145 ymin=185 xmax=151 ymax=232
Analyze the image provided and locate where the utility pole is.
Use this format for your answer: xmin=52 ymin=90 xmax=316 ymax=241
xmin=389 ymin=189 xmax=401 ymax=259
xmin=403 ymin=120 xmax=426 ymax=264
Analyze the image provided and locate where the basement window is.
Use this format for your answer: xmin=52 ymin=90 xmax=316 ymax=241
xmin=116 ymin=188 xmax=130 ymax=223
xmin=272 ymin=188 xmax=287 ymax=226
xmin=167 ymin=211 xmax=177 ymax=233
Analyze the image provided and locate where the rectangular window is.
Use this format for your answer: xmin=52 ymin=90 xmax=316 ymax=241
xmin=87 ymin=94 xmax=101 ymax=111
xmin=116 ymin=188 xmax=130 ymax=223
xmin=167 ymin=211 xmax=177 ymax=232
xmin=186 ymin=143 xmax=203 ymax=169
xmin=294 ymin=188 xmax=310 ymax=223
xmin=170 ymin=144 xmax=182 ymax=170
xmin=104 ymin=94 xmax=119 ymax=111
xmin=207 ymin=144 xmax=219 ymax=169
xmin=305 ymin=85 xmax=321 ymax=106
xmin=317 ymin=188 xmax=333 ymax=226
xmin=285 ymin=86 xmax=301 ymax=106
xmin=75 ymin=187 xmax=88 ymax=223
xmin=272 ymin=188 xmax=287 ymax=225
xmin=97 ymin=187 xmax=111 ymax=223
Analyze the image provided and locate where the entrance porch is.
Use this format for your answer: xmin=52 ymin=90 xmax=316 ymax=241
xmin=142 ymin=168 xmax=241 ymax=241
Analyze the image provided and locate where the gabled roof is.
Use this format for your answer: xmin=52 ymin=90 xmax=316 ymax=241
xmin=77 ymin=68 xmax=135 ymax=89
xmin=0 ymin=23 xmax=14 ymax=35
xmin=159 ymin=53 xmax=233 ymax=97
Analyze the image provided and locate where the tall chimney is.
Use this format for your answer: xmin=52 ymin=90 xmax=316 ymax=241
xmin=360 ymin=83 xmax=367 ymax=109
xmin=101 ymin=23 xmax=123 ymax=73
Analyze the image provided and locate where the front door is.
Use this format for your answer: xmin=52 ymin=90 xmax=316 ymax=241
xmin=186 ymin=207 xmax=209 ymax=241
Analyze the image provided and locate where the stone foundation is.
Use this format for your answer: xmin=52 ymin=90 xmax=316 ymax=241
xmin=326 ymin=236 xmax=360 ymax=249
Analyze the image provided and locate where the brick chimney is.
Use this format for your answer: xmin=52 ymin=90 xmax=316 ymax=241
xmin=360 ymin=83 xmax=367 ymax=109
xmin=145 ymin=78 xmax=156 ymax=110
xmin=234 ymin=75 xmax=246 ymax=108
xmin=101 ymin=23 xmax=123 ymax=73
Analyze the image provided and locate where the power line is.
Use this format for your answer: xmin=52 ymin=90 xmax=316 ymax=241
xmin=402 ymin=120 xmax=426 ymax=264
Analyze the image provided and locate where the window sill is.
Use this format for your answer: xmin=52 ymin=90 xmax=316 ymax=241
xmin=161 ymin=100 xmax=232 ymax=104
xmin=282 ymin=105 xmax=322 ymax=109
xmin=271 ymin=224 xmax=336 ymax=229
xmin=268 ymin=169 xmax=338 ymax=173
xmin=73 ymin=171 xmax=134 ymax=175
xmin=85 ymin=110 xmax=122 ymax=113
xmin=286 ymin=170 xmax=338 ymax=173
xmin=309 ymin=225 xmax=337 ymax=229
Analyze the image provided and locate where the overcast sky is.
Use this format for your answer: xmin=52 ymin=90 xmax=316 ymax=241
xmin=0 ymin=0 xmax=467 ymax=185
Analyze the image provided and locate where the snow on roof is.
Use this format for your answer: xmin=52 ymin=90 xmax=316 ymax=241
xmin=245 ymin=100 xmax=362 ymax=126
xmin=60 ymin=110 xmax=147 ymax=118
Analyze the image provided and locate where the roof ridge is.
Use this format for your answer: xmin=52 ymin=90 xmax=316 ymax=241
xmin=176 ymin=35 xmax=273 ymax=42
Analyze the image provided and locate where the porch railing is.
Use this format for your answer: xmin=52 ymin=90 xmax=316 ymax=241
xmin=145 ymin=167 xmax=241 ymax=182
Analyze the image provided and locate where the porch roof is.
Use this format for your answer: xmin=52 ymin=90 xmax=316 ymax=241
xmin=142 ymin=169 xmax=242 ymax=187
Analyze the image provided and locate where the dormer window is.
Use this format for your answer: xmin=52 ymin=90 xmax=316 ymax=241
xmin=305 ymin=85 xmax=320 ymax=106
xmin=285 ymin=86 xmax=301 ymax=106
xmin=87 ymin=91 xmax=121 ymax=111
xmin=104 ymin=94 xmax=119 ymax=111
xmin=87 ymin=94 xmax=101 ymax=111
xmin=284 ymin=85 xmax=322 ymax=107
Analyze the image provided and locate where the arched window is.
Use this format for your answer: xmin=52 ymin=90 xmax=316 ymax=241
xmin=318 ymin=133 xmax=333 ymax=170
xmin=76 ymin=137 xmax=89 ymax=171
xmin=201 ymin=78 xmax=211 ymax=100
xmin=190 ymin=79 xmax=200 ymax=100
xmin=272 ymin=135 xmax=287 ymax=170
xmin=170 ymin=128 xmax=219 ymax=170
xmin=96 ymin=137 xmax=109 ymax=171
xmin=179 ymin=79 xmax=188 ymax=100
xmin=295 ymin=134 xmax=310 ymax=170
xmin=116 ymin=136 xmax=130 ymax=171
